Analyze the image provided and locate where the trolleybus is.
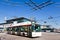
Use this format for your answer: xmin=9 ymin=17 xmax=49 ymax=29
xmin=7 ymin=21 xmax=42 ymax=37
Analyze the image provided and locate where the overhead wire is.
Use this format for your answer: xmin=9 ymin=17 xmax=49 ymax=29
xmin=0 ymin=0 xmax=57 ymax=25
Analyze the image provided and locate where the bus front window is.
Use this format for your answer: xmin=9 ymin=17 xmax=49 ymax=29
xmin=32 ymin=25 xmax=41 ymax=32
xmin=35 ymin=25 xmax=41 ymax=32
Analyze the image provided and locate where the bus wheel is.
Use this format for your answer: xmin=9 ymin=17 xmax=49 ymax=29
xmin=23 ymin=33 xmax=25 ymax=36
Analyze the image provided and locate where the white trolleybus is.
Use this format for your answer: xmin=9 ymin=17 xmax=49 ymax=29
xmin=7 ymin=21 xmax=42 ymax=37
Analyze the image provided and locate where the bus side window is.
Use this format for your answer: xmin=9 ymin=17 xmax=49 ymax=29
xmin=20 ymin=27 xmax=24 ymax=32
xmin=15 ymin=27 xmax=18 ymax=32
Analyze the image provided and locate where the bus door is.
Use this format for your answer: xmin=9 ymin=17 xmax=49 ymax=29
xmin=17 ymin=27 xmax=21 ymax=36
xmin=12 ymin=27 xmax=15 ymax=35
xmin=27 ymin=26 xmax=32 ymax=37
xmin=16 ymin=27 xmax=19 ymax=35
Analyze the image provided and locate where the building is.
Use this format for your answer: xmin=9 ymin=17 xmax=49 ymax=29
xmin=0 ymin=17 xmax=53 ymax=32
xmin=41 ymin=25 xmax=53 ymax=32
xmin=53 ymin=28 xmax=60 ymax=33
xmin=0 ymin=17 xmax=32 ymax=32
xmin=6 ymin=17 xmax=35 ymax=27
xmin=0 ymin=23 xmax=5 ymax=32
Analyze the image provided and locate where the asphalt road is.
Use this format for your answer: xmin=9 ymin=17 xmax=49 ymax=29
xmin=0 ymin=32 xmax=60 ymax=40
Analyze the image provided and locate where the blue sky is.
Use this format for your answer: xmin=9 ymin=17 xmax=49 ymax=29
xmin=0 ymin=0 xmax=60 ymax=28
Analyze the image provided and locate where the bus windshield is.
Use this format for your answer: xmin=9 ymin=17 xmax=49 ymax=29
xmin=35 ymin=25 xmax=41 ymax=32
xmin=32 ymin=25 xmax=41 ymax=32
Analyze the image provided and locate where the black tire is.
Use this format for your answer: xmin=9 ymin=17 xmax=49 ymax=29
xmin=23 ymin=33 xmax=25 ymax=36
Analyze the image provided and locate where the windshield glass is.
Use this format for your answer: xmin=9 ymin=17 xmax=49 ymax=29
xmin=32 ymin=25 xmax=41 ymax=32
xmin=35 ymin=25 xmax=41 ymax=32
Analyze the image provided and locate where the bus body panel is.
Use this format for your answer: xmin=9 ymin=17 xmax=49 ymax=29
xmin=15 ymin=32 xmax=17 ymax=35
xmin=32 ymin=32 xmax=42 ymax=37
